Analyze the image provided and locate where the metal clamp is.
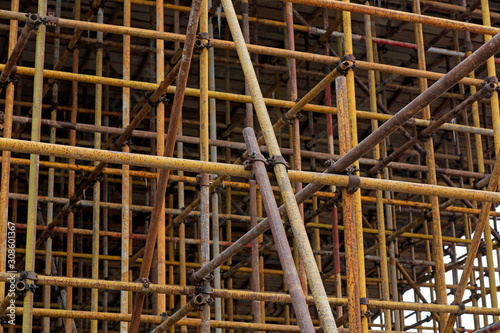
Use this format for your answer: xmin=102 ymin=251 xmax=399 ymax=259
xmin=336 ymin=54 xmax=356 ymax=76
xmin=243 ymin=152 xmax=268 ymax=170
xmin=406 ymin=117 xmax=416 ymax=125
xmin=0 ymin=73 xmax=18 ymax=89
xmin=361 ymin=310 xmax=374 ymax=318
xmin=158 ymin=96 xmax=170 ymax=105
xmin=188 ymin=269 xmax=214 ymax=285
xmin=138 ymin=277 xmax=151 ymax=289
xmin=194 ymin=33 xmax=212 ymax=54
xmin=346 ymin=166 xmax=360 ymax=194
xmin=159 ymin=312 xmax=169 ymax=323
xmin=117 ymin=139 xmax=133 ymax=151
xmin=483 ymin=76 xmax=499 ymax=95
xmin=41 ymin=12 xmax=58 ymax=27
xmin=417 ymin=118 xmax=435 ymax=142
xmin=26 ymin=13 xmax=41 ymax=30
xmin=478 ymin=240 xmax=486 ymax=255
xmin=89 ymin=0 xmax=106 ymax=14
xmin=145 ymin=92 xmax=160 ymax=108
xmin=282 ymin=110 xmax=304 ymax=126
xmin=456 ymin=301 xmax=466 ymax=316
xmin=136 ymin=277 xmax=151 ymax=294
xmin=190 ymin=293 xmax=211 ymax=311
xmin=0 ymin=317 xmax=11 ymax=327
xmin=196 ymin=174 xmax=212 ymax=187
xmin=48 ymin=102 xmax=58 ymax=112
xmin=195 ymin=284 xmax=213 ymax=295
xmin=267 ymin=155 xmax=289 ymax=170
xmin=279 ymin=72 xmax=289 ymax=84
xmin=66 ymin=41 xmax=81 ymax=53
xmin=16 ymin=271 xmax=39 ymax=298
xmin=20 ymin=271 xmax=38 ymax=281
xmin=324 ymin=159 xmax=336 ymax=169
xmin=360 ymin=297 xmax=369 ymax=305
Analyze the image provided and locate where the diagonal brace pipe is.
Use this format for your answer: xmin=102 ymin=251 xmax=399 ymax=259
xmin=128 ymin=0 xmax=203 ymax=331
xmin=242 ymin=127 xmax=315 ymax=332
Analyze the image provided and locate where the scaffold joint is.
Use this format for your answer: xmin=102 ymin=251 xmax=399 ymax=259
xmin=243 ymin=151 xmax=268 ymax=170
xmin=194 ymin=33 xmax=212 ymax=54
xmin=145 ymin=92 xmax=160 ymax=108
xmin=267 ymin=155 xmax=289 ymax=170
xmin=282 ymin=110 xmax=304 ymax=125
xmin=137 ymin=277 xmax=151 ymax=291
xmin=159 ymin=312 xmax=168 ymax=323
xmin=66 ymin=41 xmax=81 ymax=53
xmin=16 ymin=271 xmax=39 ymax=298
xmin=346 ymin=165 xmax=360 ymax=194
xmin=25 ymin=13 xmax=41 ymax=30
xmin=20 ymin=270 xmax=38 ymax=281
xmin=41 ymin=12 xmax=58 ymax=27
xmin=483 ymin=76 xmax=499 ymax=96
xmin=456 ymin=301 xmax=466 ymax=316
xmin=89 ymin=0 xmax=105 ymax=14
xmin=195 ymin=284 xmax=213 ymax=295
xmin=361 ymin=310 xmax=374 ymax=318
xmin=336 ymin=54 xmax=356 ymax=76
xmin=189 ymin=269 xmax=214 ymax=285
xmin=196 ymin=173 xmax=212 ymax=187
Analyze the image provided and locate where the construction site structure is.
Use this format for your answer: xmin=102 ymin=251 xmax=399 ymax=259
xmin=2 ymin=0 xmax=500 ymax=332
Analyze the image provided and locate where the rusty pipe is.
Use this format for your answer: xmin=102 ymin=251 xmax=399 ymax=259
xmin=35 ymin=60 xmax=181 ymax=249
xmin=128 ymin=0 xmax=202 ymax=331
xmin=329 ymin=30 xmax=500 ymax=175
xmin=369 ymin=81 xmax=496 ymax=175
xmin=242 ymin=127 xmax=316 ymax=332
xmin=0 ymin=13 xmax=38 ymax=93
xmin=151 ymin=294 xmax=205 ymax=333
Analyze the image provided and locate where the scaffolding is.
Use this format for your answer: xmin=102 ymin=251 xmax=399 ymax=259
xmin=1 ymin=0 xmax=500 ymax=332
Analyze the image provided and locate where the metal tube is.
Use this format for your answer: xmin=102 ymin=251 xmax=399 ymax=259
xmin=243 ymin=127 xmax=315 ymax=332
xmin=121 ymin=1 xmax=131 ymax=331
xmin=369 ymin=82 xmax=495 ymax=175
xmin=0 ymin=13 xmax=37 ymax=93
xmin=211 ymin=0 xmax=339 ymax=330
xmin=413 ymin=1 xmax=447 ymax=328
xmin=34 ymin=62 xmax=181 ymax=247
xmin=281 ymin=0 xmax=499 ymax=35
xmin=90 ymin=4 xmax=103 ymax=333
xmin=151 ymin=294 xmax=205 ymax=333
xmin=1 ymin=10 xmax=497 ymax=90
xmin=336 ymin=74 xmax=361 ymax=330
xmin=199 ymin=0 xmax=211 ymax=331
xmin=4 ymin=138 xmax=500 ymax=203
xmin=328 ymin=30 xmax=500 ymax=175
xmin=11 ymin=0 xmax=103 ymax=140
xmin=364 ymin=4 xmax=391 ymax=329
xmin=128 ymin=1 xmax=202 ymax=330
xmin=0 ymin=0 xmax=19 ymax=330
xmin=22 ymin=0 xmax=46 ymax=331
xmin=444 ymin=151 xmax=500 ymax=332
xmin=4 ymin=63 xmax=498 ymax=133
xmin=480 ymin=2 xmax=500 ymax=327
xmin=155 ymin=0 xmax=167 ymax=320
